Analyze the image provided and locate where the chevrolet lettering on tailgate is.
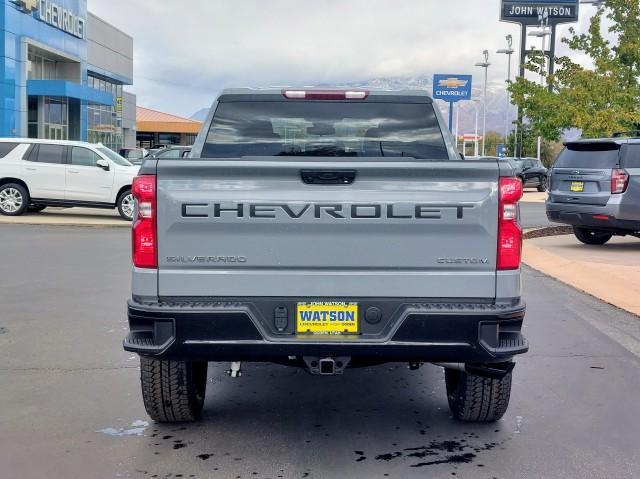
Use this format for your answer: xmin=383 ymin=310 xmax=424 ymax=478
xmin=181 ymin=202 xmax=473 ymax=220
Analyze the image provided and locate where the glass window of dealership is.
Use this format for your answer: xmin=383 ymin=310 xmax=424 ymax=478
xmin=0 ymin=0 xmax=136 ymax=150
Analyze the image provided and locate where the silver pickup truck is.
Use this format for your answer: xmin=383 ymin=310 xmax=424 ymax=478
xmin=124 ymin=88 xmax=528 ymax=423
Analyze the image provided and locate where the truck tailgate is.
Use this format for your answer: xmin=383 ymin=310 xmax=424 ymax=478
xmin=156 ymin=159 xmax=500 ymax=298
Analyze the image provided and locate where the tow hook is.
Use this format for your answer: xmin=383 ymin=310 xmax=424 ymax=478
xmin=226 ymin=361 xmax=242 ymax=378
xmin=303 ymin=356 xmax=351 ymax=375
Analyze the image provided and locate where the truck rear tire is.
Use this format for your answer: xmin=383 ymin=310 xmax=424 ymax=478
xmin=573 ymin=227 xmax=612 ymax=245
xmin=140 ymin=357 xmax=208 ymax=423
xmin=445 ymin=368 xmax=512 ymax=422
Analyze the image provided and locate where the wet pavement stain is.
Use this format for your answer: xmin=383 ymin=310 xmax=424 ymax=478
xmin=0 ymin=327 xmax=8 ymax=334
xmin=411 ymin=452 xmax=476 ymax=468
xmin=367 ymin=438 xmax=507 ymax=469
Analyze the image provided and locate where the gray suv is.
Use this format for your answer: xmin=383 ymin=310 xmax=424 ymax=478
xmin=547 ymin=136 xmax=640 ymax=244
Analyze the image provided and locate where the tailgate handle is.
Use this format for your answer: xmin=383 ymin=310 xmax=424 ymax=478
xmin=301 ymin=170 xmax=356 ymax=185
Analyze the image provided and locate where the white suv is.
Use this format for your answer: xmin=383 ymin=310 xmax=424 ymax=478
xmin=0 ymin=139 xmax=140 ymax=220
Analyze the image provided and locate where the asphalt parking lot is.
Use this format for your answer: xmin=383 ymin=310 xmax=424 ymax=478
xmin=1 ymin=224 xmax=639 ymax=479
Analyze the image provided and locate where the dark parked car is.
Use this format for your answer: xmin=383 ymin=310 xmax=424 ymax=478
xmin=507 ymin=157 xmax=548 ymax=192
xmin=150 ymin=146 xmax=191 ymax=159
xmin=119 ymin=148 xmax=149 ymax=165
xmin=546 ymin=136 xmax=640 ymax=245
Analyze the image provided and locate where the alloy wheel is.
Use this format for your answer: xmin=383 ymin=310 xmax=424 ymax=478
xmin=0 ymin=188 xmax=23 ymax=213
xmin=121 ymin=193 xmax=135 ymax=219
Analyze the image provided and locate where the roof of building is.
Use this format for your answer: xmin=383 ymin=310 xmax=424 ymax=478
xmin=136 ymin=107 xmax=202 ymax=134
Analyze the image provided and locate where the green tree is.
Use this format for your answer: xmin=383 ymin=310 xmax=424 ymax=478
xmin=509 ymin=0 xmax=640 ymax=140
xmin=505 ymin=122 xmax=561 ymax=166
xmin=484 ymin=131 xmax=505 ymax=156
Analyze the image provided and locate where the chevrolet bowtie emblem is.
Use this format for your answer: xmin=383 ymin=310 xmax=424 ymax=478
xmin=12 ymin=0 xmax=38 ymax=12
xmin=438 ymin=78 xmax=468 ymax=88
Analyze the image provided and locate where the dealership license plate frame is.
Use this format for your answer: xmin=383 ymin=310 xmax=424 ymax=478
xmin=570 ymin=181 xmax=585 ymax=192
xmin=296 ymin=302 xmax=359 ymax=335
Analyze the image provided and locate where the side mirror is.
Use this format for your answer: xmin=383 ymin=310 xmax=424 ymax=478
xmin=96 ymin=158 xmax=110 ymax=171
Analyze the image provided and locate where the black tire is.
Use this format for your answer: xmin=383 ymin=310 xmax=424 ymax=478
xmin=445 ymin=368 xmax=512 ymax=422
xmin=537 ymin=175 xmax=548 ymax=192
xmin=140 ymin=357 xmax=208 ymax=423
xmin=28 ymin=205 xmax=46 ymax=213
xmin=0 ymin=183 xmax=30 ymax=216
xmin=116 ymin=189 xmax=134 ymax=221
xmin=573 ymin=227 xmax=612 ymax=245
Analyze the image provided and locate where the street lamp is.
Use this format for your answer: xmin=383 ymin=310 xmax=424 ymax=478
xmin=470 ymin=99 xmax=481 ymax=158
xmin=497 ymin=34 xmax=515 ymax=147
xmin=528 ymin=27 xmax=551 ymax=162
xmin=528 ymin=27 xmax=552 ymax=85
xmin=474 ymin=50 xmax=491 ymax=157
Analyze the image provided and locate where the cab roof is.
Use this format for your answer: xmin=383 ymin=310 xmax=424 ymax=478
xmin=217 ymin=87 xmax=434 ymax=104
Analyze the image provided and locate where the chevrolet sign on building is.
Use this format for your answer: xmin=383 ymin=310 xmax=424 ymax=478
xmin=13 ymin=0 xmax=86 ymax=38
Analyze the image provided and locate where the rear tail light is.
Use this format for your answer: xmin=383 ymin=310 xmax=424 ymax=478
xmin=611 ymin=169 xmax=629 ymax=194
xmin=497 ymin=177 xmax=523 ymax=271
xmin=132 ymin=175 xmax=157 ymax=269
xmin=282 ymin=89 xmax=369 ymax=100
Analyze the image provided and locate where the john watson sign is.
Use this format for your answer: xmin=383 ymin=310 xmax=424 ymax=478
xmin=501 ymin=0 xmax=579 ymax=25
xmin=12 ymin=0 xmax=86 ymax=39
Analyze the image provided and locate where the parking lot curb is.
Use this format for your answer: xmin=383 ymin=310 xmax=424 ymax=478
xmin=0 ymin=218 xmax=130 ymax=228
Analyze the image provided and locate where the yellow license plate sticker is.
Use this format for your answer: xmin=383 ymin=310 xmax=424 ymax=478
xmin=570 ymin=181 xmax=584 ymax=192
xmin=297 ymin=302 xmax=358 ymax=335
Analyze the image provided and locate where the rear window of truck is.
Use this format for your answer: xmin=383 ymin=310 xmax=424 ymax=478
xmin=201 ymin=101 xmax=449 ymax=160
xmin=554 ymin=143 xmax=620 ymax=168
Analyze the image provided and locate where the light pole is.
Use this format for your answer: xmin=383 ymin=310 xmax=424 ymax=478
xmin=528 ymin=27 xmax=551 ymax=85
xmin=528 ymin=26 xmax=551 ymax=162
xmin=471 ymin=99 xmax=480 ymax=158
xmin=474 ymin=50 xmax=491 ymax=157
xmin=497 ymin=34 xmax=514 ymax=150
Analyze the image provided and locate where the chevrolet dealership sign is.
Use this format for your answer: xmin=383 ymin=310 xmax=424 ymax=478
xmin=433 ymin=74 xmax=473 ymax=103
xmin=501 ymin=0 xmax=579 ymax=25
xmin=12 ymin=0 xmax=86 ymax=39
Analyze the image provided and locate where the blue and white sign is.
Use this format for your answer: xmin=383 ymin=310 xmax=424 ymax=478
xmin=497 ymin=144 xmax=507 ymax=158
xmin=432 ymin=74 xmax=473 ymax=103
xmin=11 ymin=0 xmax=86 ymax=39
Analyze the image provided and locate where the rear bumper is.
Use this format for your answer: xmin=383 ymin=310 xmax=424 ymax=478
xmin=546 ymin=202 xmax=640 ymax=233
xmin=124 ymin=298 xmax=528 ymax=364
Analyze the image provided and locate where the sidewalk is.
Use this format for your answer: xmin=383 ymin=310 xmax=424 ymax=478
xmin=523 ymin=234 xmax=640 ymax=316
xmin=521 ymin=190 xmax=547 ymax=203
xmin=0 ymin=208 xmax=128 ymax=228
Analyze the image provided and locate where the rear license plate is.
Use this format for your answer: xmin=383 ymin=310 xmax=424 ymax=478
xmin=297 ymin=302 xmax=358 ymax=335
xmin=570 ymin=181 xmax=585 ymax=192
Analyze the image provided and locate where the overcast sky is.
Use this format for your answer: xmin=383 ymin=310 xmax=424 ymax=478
xmin=89 ymin=0 xmax=599 ymax=119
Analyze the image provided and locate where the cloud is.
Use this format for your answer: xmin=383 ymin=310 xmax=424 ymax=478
xmin=89 ymin=0 xmax=602 ymax=118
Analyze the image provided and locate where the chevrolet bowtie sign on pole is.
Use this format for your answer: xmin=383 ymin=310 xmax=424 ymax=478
xmin=432 ymin=74 xmax=473 ymax=133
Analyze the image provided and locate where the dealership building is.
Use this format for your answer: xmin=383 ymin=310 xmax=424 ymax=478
xmin=0 ymin=0 xmax=136 ymax=150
